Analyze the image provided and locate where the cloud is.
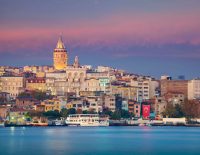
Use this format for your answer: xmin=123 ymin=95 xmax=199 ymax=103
xmin=0 ymin=10 xmax=200 ymax=59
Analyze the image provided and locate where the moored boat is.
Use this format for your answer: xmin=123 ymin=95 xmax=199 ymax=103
xmin=54 ymin=118 xmax=65 ymax=126
xmin=139 ymin=123 xmax=145 ymax=127
xmin=29 ymin=121 xmax=48 ymax=126
xmin=0 ymin=122 xmax=5 ymax=127
xmin=65 ymin=114 xmax=109 ymax=127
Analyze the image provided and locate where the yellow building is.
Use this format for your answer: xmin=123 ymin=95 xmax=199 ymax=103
xmin=36 ymin=72 xmax=45 ymax=78
xmin=0 ymin=66 xmax=5 ymax=76
xmin=26 ymin=78 xmax=46 ymax=91
xmin=53 ymin=36 xmax=68 ymax=70
xmin=41 ymin=98 xmax=61 ymax=112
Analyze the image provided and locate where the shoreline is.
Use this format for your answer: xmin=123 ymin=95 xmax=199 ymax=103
xmin=2 ymin=124 xmax=200 ymax=127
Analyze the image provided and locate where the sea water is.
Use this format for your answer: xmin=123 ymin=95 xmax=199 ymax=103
xmin=0 ymin=126 xmax=200 ymax=155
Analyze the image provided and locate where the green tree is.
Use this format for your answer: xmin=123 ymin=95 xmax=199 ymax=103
xmin=82 ymin=110 xmax=89 ymax=114
xmin=174 ymin=104 xmax=184 ymax=118
xmin=88 ymin=109 xmax=97 ymax=114
xmin=102 ymin=108 xmax=113 ymax=117
xmin=60 ymin=108 xmax=68 ymax=117
xmin=0 ymin=96 xmax=6 ymax=104
xmin=43 ymin=110 xmax=61 ymax=118
xmin=130 ymin=112 xmax=135 ymax=118
xmin=18 ymin=92 xmax=31 ymax=98
xmin=162 ymin=103 xmax=184 ymax=118
xmin=27 ymin=111 xmax=43 ymax=117
xmin=60 ymin=108 xmax=77 ymax=117
xmin=67 ymin=108 xmax=76 ymax=115
xmin=32 ymin=91 xmax=53 ymax=101
xmin=121 ymin=109 xmax=131 ymax=118
xmin=162 ymin=103 xmax=175 ymax=117
xmin=82 ymin=110 xmax=97 ymax=114
xmin=111 ymin=110 xmax=121 ymax=120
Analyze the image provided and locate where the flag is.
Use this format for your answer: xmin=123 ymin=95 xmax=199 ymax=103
xmin=142 ymin=105 xmax=150 ymax=119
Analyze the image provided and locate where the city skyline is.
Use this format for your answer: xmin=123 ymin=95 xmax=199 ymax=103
xmin=1 ymin=0 xmax=200 ymax=79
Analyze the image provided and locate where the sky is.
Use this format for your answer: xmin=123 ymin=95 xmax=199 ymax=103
xmin=0 ymin=0 xmax=200 ymax=79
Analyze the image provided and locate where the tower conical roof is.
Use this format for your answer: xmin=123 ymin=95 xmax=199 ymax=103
xmin=56 ymin=36 xmax=65 ymax=49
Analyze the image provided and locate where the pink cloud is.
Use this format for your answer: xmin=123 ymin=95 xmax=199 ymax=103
xmin=0 ymin=11 xmax=200 ymax=52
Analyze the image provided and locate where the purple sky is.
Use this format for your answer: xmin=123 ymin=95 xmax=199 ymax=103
xmin=0 ymin=0 xmax=200 ymax=79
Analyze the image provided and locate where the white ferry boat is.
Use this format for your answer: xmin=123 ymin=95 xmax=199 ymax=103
xmin=65 ymin=114 xmax=109 ymax=127
xmin=54 ymin=118 xmax=65 ymax=126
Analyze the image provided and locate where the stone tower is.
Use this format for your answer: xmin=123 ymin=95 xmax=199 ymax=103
xmin=53 ymin=36 xmax=68 ymax=70
xmin=73 ymin=56 xmax=79 ymax=68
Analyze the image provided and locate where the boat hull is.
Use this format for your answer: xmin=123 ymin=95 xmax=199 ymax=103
xmin=65 ymin=114 xmax=109 ymax=127
xmin=65 ymin=121 xmax=109 ymax=127
xmin=30 ymin=123 xmax=48 ymax=126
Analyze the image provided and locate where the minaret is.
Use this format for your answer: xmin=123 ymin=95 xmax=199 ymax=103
xmin=53 ymin=36 xmax=68 ymax=70
xmin=73 ymin=56 xmax=79 ymax=68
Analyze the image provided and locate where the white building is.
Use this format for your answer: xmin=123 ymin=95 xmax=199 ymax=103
xmin=66 ymin=66 xmax=87 ymax=95
xmin=86 ymin=96 xmax=103 ymax=113
xmin=0 ymin=76 xmax=25 ymax=99
xmin=161 ymin=75 xmax=172 ymax=80
xmin=46 ymin=68 xmax=86 ymax=96
xmin=188 ymin=79 xmax=200 ymax=100
xmin=155 ymin=97 xmax=167 ymax=119
xmin=131 ymin=78 xmax=159 ymax=101
xmin=104 ymin=95 xmax=116 ymax=112
xmin=96 ymin=66 xmax=113 ymax=72
xmin=122 ymin=99 xmax=128 ymax=111
xmin=46 ymin=71 xmax=67 ymax=96
xmin=85 ymin=71 xmax=110 ymax=93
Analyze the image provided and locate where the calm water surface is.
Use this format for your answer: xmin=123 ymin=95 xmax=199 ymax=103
xmin=0 ymin=126 xmax=200 ymax=155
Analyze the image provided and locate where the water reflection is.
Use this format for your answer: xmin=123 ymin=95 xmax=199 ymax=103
xmin=10 ymin=126 xmax=15 ymax=136
xmin=0 ymin=127 xmax=200 ymax=155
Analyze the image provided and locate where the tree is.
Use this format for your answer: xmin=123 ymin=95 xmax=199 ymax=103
xmin=27 ymin=111 xmax=43 ymax=118
xmin=67 ymin=108 xmax=76 ymax=115
xmin=60 ymin=108 xmax=77 ymax=117
xmin=60 ymin=108 xmax=68 ymax=117
xmin=88 ymin=109 xmax=97 ymax=114
xmin=174 ymin=104 xmax=184 ymax=118
xmin=0 ymin=96 xmax=6 ymax=104
xmin=101 ymin=108 xmax=133 ymax=119
xmin=162 ymin=103 xmax=176 ymax=118
xmin=183 ymin=99 xmax=200 ymax=119
xmin=82 ymin=110 xmax=89 ymax=114
xmin=43 ymin=110 xmax=61 ymax=118
xmin=18 ymin=90 xmax=53 ymax=101
xmin=111 ymin=110 xmax=121 ymax=120
xmin=82 ymin=110 xmax=97 ymax=114
xmin=121 ymin=109 xmax=131 ymax=118
xmin=32 ymin=90 xmax=53 ymax=101
xmin=18 ymin=92 xmax=31 ymax=98
xmin=102 ymin=108 xmax=113 ymax=117
xmin=162 ymin=103 xmax=184 ymax=118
